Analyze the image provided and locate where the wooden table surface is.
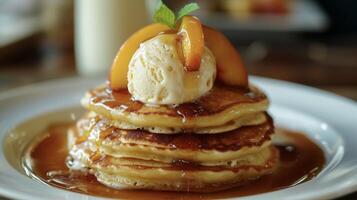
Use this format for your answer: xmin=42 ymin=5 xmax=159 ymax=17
xmin=0 ymin=37 xmax=356 ymax=199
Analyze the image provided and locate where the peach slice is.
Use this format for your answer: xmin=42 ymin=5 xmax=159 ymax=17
xmin=110 ymin=23 xmax=171 ymax=90
xmin=179 ymin=16 xmax=204 ymax=71
xmin=203 ymin=26 xmax=248 ymax=88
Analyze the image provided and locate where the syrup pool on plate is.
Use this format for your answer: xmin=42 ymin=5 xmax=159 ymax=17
xmin=22 ymin=123 xmax=325 ymax=199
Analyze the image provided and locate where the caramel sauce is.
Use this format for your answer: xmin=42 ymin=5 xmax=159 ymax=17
xmin=24 ymin=124 xmax=325 ymax=199
xmin=100 ymin=88 xmax=144 ymax=112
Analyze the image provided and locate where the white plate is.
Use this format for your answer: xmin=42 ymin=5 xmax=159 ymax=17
xmin=0 ymin=76 xmax=357 ymax=200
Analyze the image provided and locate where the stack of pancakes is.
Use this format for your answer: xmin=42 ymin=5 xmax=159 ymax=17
xmin=67 ymin=84 xmax=277 ymax=192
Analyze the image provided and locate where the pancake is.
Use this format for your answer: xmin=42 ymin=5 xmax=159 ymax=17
xmin=67 ymin=113 xmax=277 ymax=192
xmin=103 ymin=111 xmax=267 ymax=134
xmin=81 ymin=84 xmax=269 ymax=133
xmin=92 ymin=146 xmax=278 ymax=192
xmin=68 ymin=138 xmax=277 ymax=192
xmin=69 ymin=113 xmax=274 ymax=164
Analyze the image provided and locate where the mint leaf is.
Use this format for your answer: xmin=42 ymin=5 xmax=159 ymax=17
xmin=153 ymin=0 xmax=176 ymax=28
xmin=177 ymin=3 xmax=200 ymax=20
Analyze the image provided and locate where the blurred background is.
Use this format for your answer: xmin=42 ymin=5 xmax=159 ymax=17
xmin=0 ymin=0 xmax=357 ymax=101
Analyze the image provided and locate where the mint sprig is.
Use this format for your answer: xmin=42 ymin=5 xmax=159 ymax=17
xmin=153 ymin=1 xmax=176 ymax=28
xmin=153 ymin=1 xmax=200 ymax=28
xmin=177 ymin=3 xmax=200 ymax=20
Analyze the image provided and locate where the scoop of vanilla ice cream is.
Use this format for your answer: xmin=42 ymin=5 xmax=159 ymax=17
xmin=127 ymin=34 xmax=216 ymax=105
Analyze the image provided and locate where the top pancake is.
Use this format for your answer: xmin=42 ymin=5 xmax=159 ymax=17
xmin=81 ymin=84 xmax=269 ymax=130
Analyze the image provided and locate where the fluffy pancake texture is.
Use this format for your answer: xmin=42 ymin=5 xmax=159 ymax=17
xmin=67 ymin=84 xmax=277 ymax=192
xmin=93 ymin=147 xmax=277 ymax=192
xmin=81 ymin=84 xmax=269 ymax=133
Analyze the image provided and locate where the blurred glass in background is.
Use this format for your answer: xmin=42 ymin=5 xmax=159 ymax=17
xmin=0 ymin=0 xmax=356 ymax=100
xmin=75 ymin=0 xmax=148 ymax=76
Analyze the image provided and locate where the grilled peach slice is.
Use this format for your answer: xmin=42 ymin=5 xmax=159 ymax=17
xmin=110 ymin=23 xmax=171 ymax=90
xmin=179 ymin=16 xmax=204 ymax=71
xmin=203 ymin=26 xmax=248 ymax=87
